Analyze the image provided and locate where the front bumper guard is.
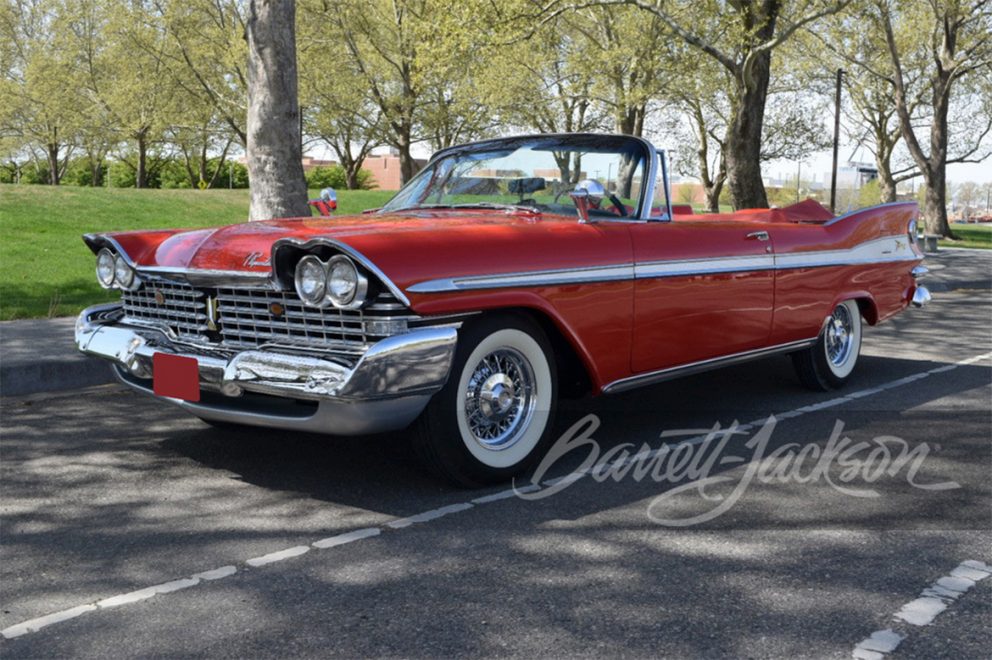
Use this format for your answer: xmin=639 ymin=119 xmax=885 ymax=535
xmin=75 ymin=304 xmax=458 ymax=435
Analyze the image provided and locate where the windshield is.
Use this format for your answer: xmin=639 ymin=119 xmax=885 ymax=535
xmin=381 ymin=135 xmax=649 ymax=219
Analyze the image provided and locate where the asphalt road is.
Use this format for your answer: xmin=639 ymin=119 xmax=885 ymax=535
xmin=1 ymin=288 xmax=990 ymax=658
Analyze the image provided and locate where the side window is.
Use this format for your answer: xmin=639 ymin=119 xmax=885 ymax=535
xmin=651 ymin=151 xmax=672 ymax=220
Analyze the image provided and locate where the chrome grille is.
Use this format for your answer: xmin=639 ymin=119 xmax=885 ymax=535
xmin=121 ymin=280 xmax=208 ymax=339
xmin=216 ymin=288 xmax=409 ymax=354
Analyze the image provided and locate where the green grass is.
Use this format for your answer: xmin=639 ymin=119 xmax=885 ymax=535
xmin=0 ymin=185 xmax=396 ymax=320
xmin=939 ymin=223 xmax=992 ymax=250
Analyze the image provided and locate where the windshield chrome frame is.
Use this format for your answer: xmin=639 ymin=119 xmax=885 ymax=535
xmin=381 ymin=133 xmax=662 ymax=222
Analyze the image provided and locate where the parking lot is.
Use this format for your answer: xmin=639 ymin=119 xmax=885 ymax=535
xmin=1 ymin=282 xmax=989 ymax=658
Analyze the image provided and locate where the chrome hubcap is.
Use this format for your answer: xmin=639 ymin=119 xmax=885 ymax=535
xmin=826 ymin=305 xmax=854 ymax=367
xmin=464 ymin=348 xmax=536 ymax=449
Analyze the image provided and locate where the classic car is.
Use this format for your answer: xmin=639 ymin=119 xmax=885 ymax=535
xmin=75 ymin=133 xmax=931 ymax=486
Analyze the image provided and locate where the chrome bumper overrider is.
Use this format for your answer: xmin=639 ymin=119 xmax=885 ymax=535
xmin=75 ymin=303 xmax=458 ymax=435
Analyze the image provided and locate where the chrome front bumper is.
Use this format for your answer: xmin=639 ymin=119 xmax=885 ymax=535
xmin=75 ymin=303 xmax=458 ymax=435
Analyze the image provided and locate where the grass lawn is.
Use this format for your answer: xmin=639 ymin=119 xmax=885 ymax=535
xmin=0 ymin=185 xmax=396 ymax=320
xmin=939 ymin=223 xmax=992 ymax=250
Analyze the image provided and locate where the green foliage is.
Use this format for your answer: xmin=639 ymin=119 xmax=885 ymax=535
xmin=62 ymin=158 xmax=107 ymax=187
xmin=858 ymin=179 xmax=882 ymax=208
xmin=305 ymin=165 xmax=374 ymax=190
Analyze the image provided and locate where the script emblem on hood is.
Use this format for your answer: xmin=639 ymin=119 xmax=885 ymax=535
xmin=243 ymin=251 xmax=271 ymax=268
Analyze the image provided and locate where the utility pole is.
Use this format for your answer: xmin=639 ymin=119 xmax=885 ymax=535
xmin=796 ymin=161 xmax=801 ymax=203
xmin=829 ymin=69 xmax=843 ymax=214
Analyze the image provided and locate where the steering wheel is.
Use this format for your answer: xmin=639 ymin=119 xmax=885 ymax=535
xmin=606 ymin=193 xmax=628 ymax=217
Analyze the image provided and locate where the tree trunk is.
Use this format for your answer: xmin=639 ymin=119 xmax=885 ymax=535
xmin=393 ymin=125 xmax=416 ymax=185
xmin=922 ymin=169 xmax=950 ymax=237
xmin=724 ymin=54 xmax=772 ymax=210
xmin=47 ymin=143 xmax=60 ymax=186
xmin=136 ymin=134 xmax=148 ymax=189
xmin=705 ymin=179 xmax=724 ymax=213
xmin=246 ymin=0 xmax=310 ymax=220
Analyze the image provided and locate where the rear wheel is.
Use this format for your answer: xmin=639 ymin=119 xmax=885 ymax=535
xmin=412 ymin=314 xmax=557 ymax=487
xmin=792 ymin=299 xmax=862 ymax=391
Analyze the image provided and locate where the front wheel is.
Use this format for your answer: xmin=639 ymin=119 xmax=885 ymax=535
xmin=792 ymin=299 xmax=863 ymax=391
xmin=412 ymin=314 xmax=558 ymax=487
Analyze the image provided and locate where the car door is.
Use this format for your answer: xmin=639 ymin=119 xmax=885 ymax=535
xmin=628 ymin=219 xmax=776 ymax=373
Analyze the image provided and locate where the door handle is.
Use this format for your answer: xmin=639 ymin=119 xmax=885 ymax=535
xmin=746 ymin=231 xmax=770 ymax=241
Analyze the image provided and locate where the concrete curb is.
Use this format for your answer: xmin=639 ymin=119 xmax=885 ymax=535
xmin=1 ymin=359 xmax=114 ymax=397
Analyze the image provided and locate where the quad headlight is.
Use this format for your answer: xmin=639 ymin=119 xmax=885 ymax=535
xmin=294 ymin=254 xmax=368 ymax=309
xmin=95 ymin=247 xmax=139 ymax=290
xmin=295 ymin=255 xmax=327 ymax=306
xmin=114 ymin=255 xmax=136 ymax=289
xmin=96 ymin=248 xmax=116 ymax=288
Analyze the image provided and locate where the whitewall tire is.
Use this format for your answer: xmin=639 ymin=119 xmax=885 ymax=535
xmin=792 ymin=299 xmax=863 ymax=391
xmin=413 ymin=314 xmax=558 ymax=486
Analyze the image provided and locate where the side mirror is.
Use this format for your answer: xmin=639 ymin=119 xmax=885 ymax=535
xmin=569 ymin=179 xmax=605 ymax=224
xmin=320 ymin=187 xmax=337 ymax=204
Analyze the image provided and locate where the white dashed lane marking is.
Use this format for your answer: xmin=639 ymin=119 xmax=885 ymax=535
xmin=852 ymin=560 xmax=992 ymax=659
xmin=2 ymin=351 xmax=989 ymax=641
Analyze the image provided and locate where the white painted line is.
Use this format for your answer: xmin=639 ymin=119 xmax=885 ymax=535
xmin=387 ymin=502 xmax=475 ymax=529
xmin=313 ymin=527 xmax=380 ymax=549
xmin=97 ymin=587 xmax=160 ymax=609
xmin=852 ymin=559 xmax=991 ymax=657
xmin=246 ymin=545 xmax=310 ymax=567
xmin=148 ymin=577 xmax=200 ymax=594
xmin=543 ymin=471 xmax=587 ymax=487
xmin=853 ymin=629 xmax=905 ymax=659
xmin=192 ymin=565 xmax=236 ymax=581
xmin=0 ymin=604 xmax=98 ymax=639
xmin=893 ymin=596 xmax=949 ymax=626
xmin=471 ymin=483 xmax=540 ymax=504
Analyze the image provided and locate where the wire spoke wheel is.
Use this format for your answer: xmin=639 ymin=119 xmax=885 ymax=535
xmin=825 ymin=304 xmax=855 ymax=367
xmin=463 ymin=348 xmax=537 ymax=450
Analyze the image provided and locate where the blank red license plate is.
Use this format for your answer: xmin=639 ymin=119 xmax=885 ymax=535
xmin=153 ymin=353 xmax=200 ymax=402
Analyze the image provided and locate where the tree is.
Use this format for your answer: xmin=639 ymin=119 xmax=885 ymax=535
xmin=874 ymin=0 xmax=992 ymax=236
xmin=298 ymin=0 xmax=382 ymax=189
xmin=955 ymin=180 xmax=980 ymax=218
xmin=324 ymin=0 xmax=426 ymax=185
xmin=245 ymin=0 xmax=309 ymax=220
xmin=150 ymin=0 xmax=249 ymax=146
xmin=665 ymin=43 xmax=830 ymax=212
xmin=539 ymin=0 xmax=851 ymax=209
xmin=0 ymin=0 xmax=88 ymax=185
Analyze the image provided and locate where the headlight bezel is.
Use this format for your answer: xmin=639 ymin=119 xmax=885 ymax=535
xmin=96 ymin=248 xmax=116 ymax=289
xmin=326 ymin=254 xmax=368 ymax=309
xmin=114 ymin=254 xmax=138 ymax=290
xmin=293 ymin=253 xmax=369 ymax=309
xmin=294 ymin=254 xmax=329 ymax=306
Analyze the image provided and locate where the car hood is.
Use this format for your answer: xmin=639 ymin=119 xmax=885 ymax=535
xmin=92 ymin=210 xmax=633 ymax=295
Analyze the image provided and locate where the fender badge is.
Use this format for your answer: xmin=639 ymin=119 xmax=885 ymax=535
xmin=244 ymin=251 xmax=271 ymax=268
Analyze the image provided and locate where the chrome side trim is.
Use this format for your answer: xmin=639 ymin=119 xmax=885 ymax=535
xmin=406 ymin=235 xmax=921 ymax=293
xmin=774 ymin=236 xmax=917 ymax=270
xmin=602 ymin=338 xmax=817 ymax=395
xmin=407 ymin=263 xmax=634 ymax=293
xmin=635 ymin=254 xmax=775 ymax=279
xmin=272 ymin=237 xmax=411 ymax=307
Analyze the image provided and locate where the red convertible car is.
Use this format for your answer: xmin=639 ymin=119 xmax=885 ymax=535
xmin=76 ymin=134 xmax=931 ymax=485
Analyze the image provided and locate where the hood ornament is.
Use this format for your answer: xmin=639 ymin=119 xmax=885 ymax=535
xmin=243 ymin=251 xmax=271 ymax=268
